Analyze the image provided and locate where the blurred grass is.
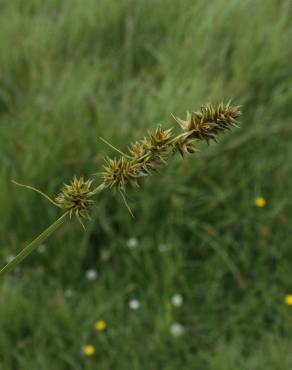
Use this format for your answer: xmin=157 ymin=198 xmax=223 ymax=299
xmin=0 ymin=0 xmax=292 ymax=369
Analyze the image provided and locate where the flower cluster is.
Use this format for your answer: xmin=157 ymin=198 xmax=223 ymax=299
xmin=130 ymin=126 xmax=173 ymax=174
xmin=55 ymin=177 xmax=95 ymax=219
xmin=101 ymin=102 xmax=241 ymax=194
xmin=101 ymin=157 xmax=142 ymax=192
xmin=173 ymin=102 xmax=241 ymax=144
xmin=54 ymin=103 xmax=241 ymax=218
xmin=101 ymin=126 xmax=174 ymax=192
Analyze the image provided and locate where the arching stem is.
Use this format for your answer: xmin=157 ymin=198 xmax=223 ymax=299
xmin=0 ymin=212 xmax=69 ymax=277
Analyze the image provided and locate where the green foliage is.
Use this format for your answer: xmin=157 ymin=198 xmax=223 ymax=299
xmin=0 ymin=0 xmax=292 ymax=368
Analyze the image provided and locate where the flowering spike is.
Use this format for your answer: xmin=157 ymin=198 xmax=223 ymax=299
xmin=173 ymin=102 xmax=241 ymax=143
xmin=0 ymin=101 xmax=242 ymax=277
xmin=101 ymin=157 xmax=142 ymax=192
xmin=172 ymin=136 xmax=197 ymax=157
xmin=55 ymin=177 xmax=95 ymax=219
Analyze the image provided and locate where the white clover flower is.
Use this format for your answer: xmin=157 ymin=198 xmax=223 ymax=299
xmin=170 ymin=322 xmax=185 ymax=337
xmin=127 ymin=238 xmax=138 ymax=249
xmin=171 ymin=294 xmax=183 ymax=307
xmin=128 ymin=299 xmax=140 ymax=310
xmin=85 ymin=269 xmax=98 ymax=281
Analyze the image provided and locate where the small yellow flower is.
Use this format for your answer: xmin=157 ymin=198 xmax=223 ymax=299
xmin=255 ymin=197 xmax=266 ymax=208
xmin=284 ymin=294 xmax=292 ymax=305
xmin=82 ymin=345 xmax=95 ymax=356
xmin=95 ymin=320 xmax=107 ymax=331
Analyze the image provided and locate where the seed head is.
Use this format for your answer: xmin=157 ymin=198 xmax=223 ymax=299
xmin=129 ymin=141 xmax=148 ymax=159
xmin=55 ymin=177 xmax=95 ymax=218
xmin=101 ymin=157 xmax=142 ymax=191
xmin=129 ymin=126 xmax=173 ymax=174
xmin=172 ymin=136 xmax=197 ymax=157
xmin=142 ymin=126 xmax=173 ymax=152
xmin=174 ymin=102 xmax=241 ymax=143
xmin=129 ymin=141 xmax=156 ymax=174
xmin=130 ymin=127 xmax=173 ymax=156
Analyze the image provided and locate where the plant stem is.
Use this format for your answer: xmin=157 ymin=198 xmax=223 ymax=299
xmin=0 ymin=212 xmax=69 ymax=277
xmin=92 ymin=183 xmax=106 ymax=194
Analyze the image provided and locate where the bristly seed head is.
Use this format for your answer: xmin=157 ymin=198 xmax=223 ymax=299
xmin=142 ymin=126 xmax=173 ymax=152
xmin=99 ymin=103 xmax=241 ymax=195
xmin=55 ymin=177 xmax=95 ymax=218
xmin=129 ymin=142 xmax=156 ymax=174
xmin=173 ymin=102 xmax=241 ymax=143
xmin=172 ymin=136 xmax=197 ymax=157
xmin=129 ymin=126 xmax=173 ymax=174
xmin=101 ymin=157 xmax=142 ymax=192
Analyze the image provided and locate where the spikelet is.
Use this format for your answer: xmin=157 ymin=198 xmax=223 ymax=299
xmin=173 ymin=102 xmax=241 ymax=143
xmin=172 ymin=136 xmax=197 ymax=157
xmin=142 ymin=126 xmax=173 ymax=152
xmin=129 ymin=141 xmax=148 ymax=159
xmin=101 ymin=157 xmax=142 ymax=192
xmin=129 ymin=141 xmax=156 ymax=174
xmin=55 ymin=177 xmax=95 ymax=218
xmin=129 ymin=126 xmax=173 ymax=174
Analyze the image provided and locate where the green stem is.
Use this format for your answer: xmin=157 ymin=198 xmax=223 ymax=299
xmin=92 ymin=183 xmax=106 ymax=195
xmin=0 ymin=212 xmax=69 ymax=277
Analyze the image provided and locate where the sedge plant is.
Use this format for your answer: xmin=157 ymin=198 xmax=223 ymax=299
xmin=0 ymin=102 xmax=241 ymax=277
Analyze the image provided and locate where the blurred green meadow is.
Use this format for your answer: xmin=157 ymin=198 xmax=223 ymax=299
xmin=1 ymin=0 xmax=292 ymax=368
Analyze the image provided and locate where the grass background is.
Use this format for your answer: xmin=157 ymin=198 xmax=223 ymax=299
xmin=0 ymin=0 xmax=292 ymax=368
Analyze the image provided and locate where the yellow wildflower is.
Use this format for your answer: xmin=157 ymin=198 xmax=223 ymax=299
xmin=95 ymin=320 xmax=107 ymax=331
xmin=255 ymin=197 xmax=266 ymax=208
xmin=284 ymin=294 xmax=292 ymax=305
xmin=82 ymin=345 xmax=95 ymax=356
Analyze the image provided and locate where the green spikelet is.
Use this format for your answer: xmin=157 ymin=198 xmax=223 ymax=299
xmin=55 ymin=177 xmax=95 ymax=218
xmin=101 ymin=157 xmax=142 ymax=192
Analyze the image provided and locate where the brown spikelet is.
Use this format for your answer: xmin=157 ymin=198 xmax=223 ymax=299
xmin=172 ymin=136 xmax=197 ymax=157
xmin=129 ymin=126 xmax=174 ymax=174
xmin=143 ymin=126 xmax=173 ymax=152
xmin=129 ymin=142 xmax=157 ymax=174
xmin=174 ymin=102 xmax=241 ymax=143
